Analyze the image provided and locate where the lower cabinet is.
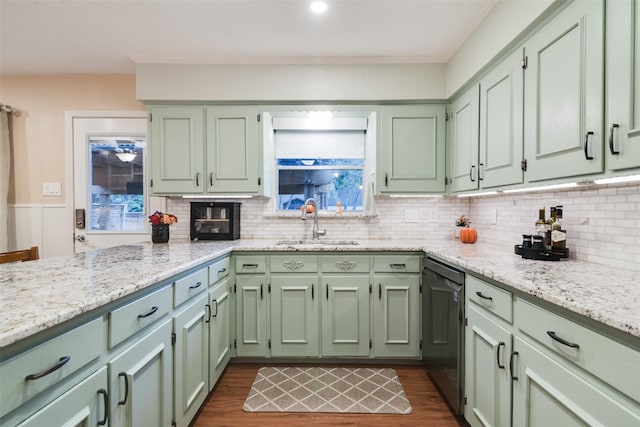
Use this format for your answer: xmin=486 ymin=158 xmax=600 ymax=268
xmin=17 ymin=367 xmax=108 ymax=427
xmin=173 ymin=293 xmax=209 ymax=427
xmin=372 ymin=274 xmax=420 ymax=358
xmin=209 ymin=276 xmax=233 ymax=389
xmin=235 ymin=274 xmax=268 ymax=357
xmin=321 ymin=275 xmax=371 ymax=357
xmin=108 ymin=319 xmax=173 ymax=427
xmin=270 ymin=275 xmax=319 ymax=357
xmin=464 ymin=304 xmax=512 ymax=427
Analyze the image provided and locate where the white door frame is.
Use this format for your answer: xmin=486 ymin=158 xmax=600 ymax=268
xmin=64 ymin=111 xmax=147 ymax=254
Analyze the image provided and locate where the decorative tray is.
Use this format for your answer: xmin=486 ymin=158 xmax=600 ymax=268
xmin=514 ymin=245 xmax=569 ymax=261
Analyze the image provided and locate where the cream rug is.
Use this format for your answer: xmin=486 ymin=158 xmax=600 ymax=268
xmin=243 ymin=367 xmax=412 ymax=414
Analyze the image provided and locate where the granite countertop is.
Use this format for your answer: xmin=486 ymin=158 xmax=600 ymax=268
xmin=1 ymin=239 xmax=639 ymax=350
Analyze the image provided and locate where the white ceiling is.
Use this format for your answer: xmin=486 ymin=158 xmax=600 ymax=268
xmin=0 ymin=0 xmax=496 ymax=75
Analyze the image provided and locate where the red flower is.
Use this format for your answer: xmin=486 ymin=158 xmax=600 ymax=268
xmin=148 ymin=211 xmax=178 ymax=225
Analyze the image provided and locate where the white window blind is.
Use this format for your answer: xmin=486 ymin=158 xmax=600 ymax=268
xmin=275 ymin=130 xmax=365 ymax=159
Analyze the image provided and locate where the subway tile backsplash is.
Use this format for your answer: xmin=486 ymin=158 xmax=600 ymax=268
xmin=167 ymin=182 xmax=640 ymax=272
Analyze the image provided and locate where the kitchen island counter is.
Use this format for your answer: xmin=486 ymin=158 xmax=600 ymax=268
xmin=1 ymin=239 xmax=638 ymax=351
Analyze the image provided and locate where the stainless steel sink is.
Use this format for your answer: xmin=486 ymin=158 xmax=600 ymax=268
xmin=275 ymin=239 xmax=360 ymax=246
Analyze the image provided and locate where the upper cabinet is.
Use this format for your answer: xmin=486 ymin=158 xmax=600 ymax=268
xmin=447 ymin=85 xmax=479 ymax=193
xmin=606 ymin=0 xmax=640 ymax=171
xmin=523 ymin=0 xmax=604 ymax=182
xmin=149 ymin=105 xmax=262 ymax=195
xmin=378 ymin=105 xmax=446 ymax=194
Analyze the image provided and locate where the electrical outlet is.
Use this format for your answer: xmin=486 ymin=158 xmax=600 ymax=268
xmin=490 ymin=207 xmax=498 ymax=225
xmin=404 ymin=209 xmax=419 ymax=223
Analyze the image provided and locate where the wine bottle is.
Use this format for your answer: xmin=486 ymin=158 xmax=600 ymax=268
xmin=551 ymin=205 xmax=566 ymax=250
xmin=546 ymin=206 xmax=556 ymax=250
xmin=535 ymin=206 xmax=547 ymax=237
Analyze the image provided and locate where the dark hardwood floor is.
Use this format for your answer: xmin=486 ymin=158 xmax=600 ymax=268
xmin=192 ymin=364 xmax=465 ymax=427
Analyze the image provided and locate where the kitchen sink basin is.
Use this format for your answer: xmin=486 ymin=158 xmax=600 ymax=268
xmin=275 ymin=239 xmax=360 ymax=246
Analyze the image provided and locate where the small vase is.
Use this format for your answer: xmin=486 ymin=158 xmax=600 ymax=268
xmin=151 ymin=224 xmax=170 ymax=243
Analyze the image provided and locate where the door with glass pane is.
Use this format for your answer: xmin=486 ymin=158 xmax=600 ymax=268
xmin=73 ymin=117 xmax=148 ymax=252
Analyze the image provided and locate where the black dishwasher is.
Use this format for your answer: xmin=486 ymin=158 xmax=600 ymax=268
xmin=422 ymin=257 xmax=465 ymax=416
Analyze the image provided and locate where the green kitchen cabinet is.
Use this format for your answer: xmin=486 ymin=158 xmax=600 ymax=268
xmin=108 ymin=318 xmax=173 ymax=427
xmin=173 ymin=292 xmax=209 ymax=427
xmin=606 ymin=0 xmax=640 ymax=171
xmin=372 ymin=274 xmax=420 ymax=358
xmin=205 ymin=106 xmax=262 ymax=193
xmin=209 ymin=276 xmax=233 ymax=390
xmin=448 ymin=85 xmax=480 ymax=193
xmin=378 ymin=104 xmax=446 ymax=194
xmin=16 ymin=367 xmax=108 ymax=427
xmin=270 ymin=275 xmax=319 ymax=357
xmin=478 ymin=49 xmax=524 ymax=189
xmin=523 ymin=0 xmax=604 ymax=181
xmin=321 ymin=275 xmax=371 ymax=357
xmin=465 ymin=304 xmax=512 ymax=427
xmin=149 ymin=106 xmax=205 ymax=194
xmin=235 ymin=274 xmax=268 ymax=357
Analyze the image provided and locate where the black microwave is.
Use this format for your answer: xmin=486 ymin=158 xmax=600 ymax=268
xmin=190 ymin=202 xmax=241 ymax=240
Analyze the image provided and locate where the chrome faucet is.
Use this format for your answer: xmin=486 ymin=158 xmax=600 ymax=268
xmin=301 ymin=198 xmax=326 ymax=240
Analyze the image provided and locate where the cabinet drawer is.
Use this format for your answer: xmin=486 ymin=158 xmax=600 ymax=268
xmin=0 ymin=317 xmax=104 ymax=418
xmin=515 ymin=298 xmax=640 ymax=403
xmin=270 ymin=255 xmax=318 ymax=273
xmin=174 ymin=267 xmax=208 ymax=307
xmin=373 ymin=254 xmax=421 ymax=273
xmin=321 ymin=255 xmax=370 ymax=273
xmin=109 ymin=285 xmax=172 ymax=348
xmin=209 ymin=257 xmax=231 ymax=285
xmin=466 ymin=275 xmax=513 ymax=323
xmin=235 ymin=255 xmax=266 ymax=273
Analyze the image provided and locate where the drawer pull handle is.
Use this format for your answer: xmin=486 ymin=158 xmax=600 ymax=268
xmin=470 ymin=165 xmax=476 ymax=182
xmin=496 ymin=342 xmax=505 ymax=369
xmin=311 ymin=284 xmax=315 ymax=300
xmin=260 ymin=284 xmax=263 ymax=300
xmin=475 ymin=291 xmax=493 ymax=301
xmin=25 ymin=356 xmax=71 ymax=380
xmin=218 ymin=267 xmax=227 ymax=274
xmin=195 ymin=172 xmax=200 ymax=187
xmin=213 ymin=300 xmax=218 ymax=318
xmin=546 ymin=331 xmax=580 ymax=349
xmin=326 ymin=284 xmax=329 ymax=300
xmin=189 ymin=281 xmax=202 ymax=290
xmin=385 ymin=173 xmax=389 ymax=187
xmin=378 ymin=283 xmax=382 ymax=300
xmin=137 ymin=306 xmax=159 ymax=319
xmin=243 ymin=263 xmax=259 ymax=268
xmin=118 ymin=372 xmax=129 ymax=405
xmin=509 ymin=351 xmax=519 ymax=381
xmin=609 ymin=124 xmax=620 ymax=155
xmin=389 ymin=263 xmax=406 ymax=268
xmin=205 ymin=303 xmax=211 ymax=323
xmin=584 ymin=131 xmax=594 ymax=160
xmin=97 ymin=388 xmax=109 ymax=426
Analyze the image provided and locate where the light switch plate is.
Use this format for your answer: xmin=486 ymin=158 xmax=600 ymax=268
xmin=42 ymin=182 xmax=61 ymax=196
xmin=404 ymin=209 xmax=419 ymax=223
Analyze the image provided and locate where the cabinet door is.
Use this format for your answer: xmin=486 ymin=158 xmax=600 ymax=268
xmin=209 ymin=277 xmax=232 ymax=390
xmin=206 ymin=106 xmax=261 ymax=193
xmin=378 ymin=105 xmax=446 ymax=193
xmin=464 ymin=305 xmax=512 ymax=427
xmin=108 ymin=319 xmax=173 ymax=427
xmin=17 ymin=367 xmax=108 ymax=427
xmin=512 ymin=337 xmax=640 ymax=427
xmin=270 ymin=275 xmax=319 ymax=357
xmin=150 ymin=106 xmax=205 ymax=194
xmin=173 ymin=293 xmax=209 ymax=427
xmin=235 ymin=275 xmax=268 ymax=357
xmin=372 ymin=274 xmax=420 ymax=358
xmin=479 ymin=49 xmax=524 ymax=189
xmin=322 ymin=275 xmax=370 ymax=357
xmin=523 ymin=0 xmax=604 ymax=181
xmin=448 ymin=85 xmax=480 ymax=193
xmin=606 ymin=0 xmax=640 ymax=171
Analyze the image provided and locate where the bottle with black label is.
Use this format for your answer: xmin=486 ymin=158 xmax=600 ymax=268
xmin=551 ymin=205 xmax=566 ymax=250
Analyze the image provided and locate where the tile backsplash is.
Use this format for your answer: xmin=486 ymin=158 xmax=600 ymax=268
xmin=167 ymin=182 xmax=640 ymax=272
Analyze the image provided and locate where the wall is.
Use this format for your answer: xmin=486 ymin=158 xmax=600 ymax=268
xmin=1 ymin=75 xmax=145 ymax=256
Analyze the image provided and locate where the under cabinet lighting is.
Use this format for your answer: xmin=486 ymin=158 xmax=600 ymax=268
xmin=182 ymin=195 xmax=253 ymax=199
xmin=457 ymin=191 xmax=498 ymax=198
xmin=503 ymin=182 xmax=578 ymax=194
xmin=593 ymin=175 xmax=640 ymax=185
xmin=388 ymin=194 xmax=444 ymax=198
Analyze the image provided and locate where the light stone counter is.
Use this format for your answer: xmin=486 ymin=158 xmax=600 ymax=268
xmin=1 ymin=238 xmax=638 ymax=351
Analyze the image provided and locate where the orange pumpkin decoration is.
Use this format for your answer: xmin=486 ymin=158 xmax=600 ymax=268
xmin=459 ymin=227 xmax=478 ymax=244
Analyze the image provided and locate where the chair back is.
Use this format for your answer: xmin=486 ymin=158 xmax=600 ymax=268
xmin=0 ymin=247 xmax=40 ymax=264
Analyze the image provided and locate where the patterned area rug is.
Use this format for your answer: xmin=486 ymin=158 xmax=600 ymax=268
xmin=243 ymin=367 xmax=413 ymax=414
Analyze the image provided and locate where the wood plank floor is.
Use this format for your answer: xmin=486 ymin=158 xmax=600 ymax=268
xmin=192 ymin=364 xmax=465 ymax=427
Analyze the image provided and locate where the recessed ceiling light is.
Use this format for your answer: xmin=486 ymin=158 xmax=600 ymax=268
xmin=310 ymin=1 xmax=328 ymax=14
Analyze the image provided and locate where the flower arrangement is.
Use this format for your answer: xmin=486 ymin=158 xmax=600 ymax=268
xmin=148 ymin=211 xmax=178 ymax=226
xmin=455 ymin=215 xmax=471 ymax=227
